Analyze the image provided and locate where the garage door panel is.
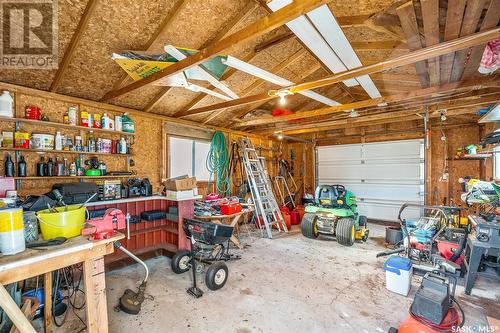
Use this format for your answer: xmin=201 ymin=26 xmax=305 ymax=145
xmin=316 ymin=139 xmax=424 ymax=222
xmin=318 ymin=181 xmax=423 ymax=202
xmin=357 ymin=202 xmax=421 ymax=221
xmin=317 ymin=145 xmax=363 ymax=161
xmin=319 ymin=163 xmax=421 ymax=182
xmin=364 ymin=140 xmax=423 ymax=160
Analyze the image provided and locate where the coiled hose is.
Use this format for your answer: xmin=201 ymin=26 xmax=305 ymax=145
xmin=206 ymin=131 xmax=230 ymax=195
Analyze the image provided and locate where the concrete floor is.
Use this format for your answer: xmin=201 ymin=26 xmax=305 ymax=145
xmin=56 ymin=223 xmax=498 ymax=333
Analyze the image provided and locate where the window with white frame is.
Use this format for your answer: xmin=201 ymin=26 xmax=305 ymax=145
xmin=169 ymin=137 xmax=210 ymax=181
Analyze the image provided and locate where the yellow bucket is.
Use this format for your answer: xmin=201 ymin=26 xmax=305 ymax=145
xmin=37 ymin=206 xmax=86 ymax=240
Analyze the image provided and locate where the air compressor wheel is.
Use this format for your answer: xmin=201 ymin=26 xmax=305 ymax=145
xmin=301 ymin=213 xmax=319 ymax=238
xmin=336 ymin=218 xmax=355 ymax=246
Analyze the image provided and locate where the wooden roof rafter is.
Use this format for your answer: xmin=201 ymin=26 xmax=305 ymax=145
xmin=50 ymin=0 xmax=99 ymax=92
xmin=100 ymin=0 xmax=334 ymax=101
xmin=176 ymin=28 xmax=499 ymax=121
xmin=145 ymin=0 xmax=259 ymax=113
xmin=235 ymin=75 xmax=499 ymax=128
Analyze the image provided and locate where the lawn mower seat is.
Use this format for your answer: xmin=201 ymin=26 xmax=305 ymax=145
xmin=315 ymin=185 xmax=339 ymax=207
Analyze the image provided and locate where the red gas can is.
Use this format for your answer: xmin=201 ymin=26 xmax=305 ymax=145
xmin=290 ymin=210 xmax=300 ymax=225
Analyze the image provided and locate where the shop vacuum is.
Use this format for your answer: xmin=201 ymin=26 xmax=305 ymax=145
xmin=389 ymin=272 xmax=464 ymax=333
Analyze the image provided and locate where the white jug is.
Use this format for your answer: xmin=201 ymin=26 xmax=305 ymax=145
xmin=0 ymin=91 xmax=14 ymax=118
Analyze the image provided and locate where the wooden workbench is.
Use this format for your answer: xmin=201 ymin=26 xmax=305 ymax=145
xmin=0 ymin=233 xmax=124 ymax=333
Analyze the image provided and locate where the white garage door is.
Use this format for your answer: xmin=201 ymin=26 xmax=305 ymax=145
xmin=316 ymin=139 xmax=425 ymax=222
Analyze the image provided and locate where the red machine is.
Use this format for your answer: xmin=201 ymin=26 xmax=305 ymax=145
xmin=82 ymin=208 xmax=125 ymax=240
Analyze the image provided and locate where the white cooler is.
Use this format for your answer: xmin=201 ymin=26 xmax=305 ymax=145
xmin=383 ymin=256 xmax=412 ymax=296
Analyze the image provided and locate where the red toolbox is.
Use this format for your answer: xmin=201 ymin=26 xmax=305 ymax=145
xmin=220 ymin=202 xmax=242 ymax=215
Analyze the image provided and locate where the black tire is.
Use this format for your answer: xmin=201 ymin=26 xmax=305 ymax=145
xmin=171 ymin=250 xmax=191 ymax=274
xmin=301 ymin=213 xmax=318 ymax=239
xmin=359 ymin=215 xmax=368 ymax=227
xmin=205 ymin=261 xmax=229 ymax=291
xmin=388 ymin=328 xmax=398 ymax=333
xmin=336 ymin=218 xmax=355 ymax=246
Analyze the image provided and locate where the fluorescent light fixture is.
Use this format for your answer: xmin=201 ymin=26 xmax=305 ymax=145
xmin=222 ymin=55 xmax=340 ymax=106
xmin=267 ymin=0 xmax=359 ymax=87
xmin=164 ymin=45 xmax=239 ymax=100
xmin=348 ymin=110 xmax=360 ymax=118
xmin=306 ymin=5 xmax=382 ymax=99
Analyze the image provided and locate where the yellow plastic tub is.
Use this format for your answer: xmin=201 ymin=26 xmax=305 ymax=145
xmin=37 ymin=205 xmax=86 ymax=240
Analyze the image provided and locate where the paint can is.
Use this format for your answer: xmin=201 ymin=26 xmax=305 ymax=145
xmin=0 ymin=207 xmax=25 ymax=255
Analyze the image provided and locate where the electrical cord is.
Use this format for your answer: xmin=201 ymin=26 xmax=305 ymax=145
xmin=206 ymin=131 xmax=230 ymax=195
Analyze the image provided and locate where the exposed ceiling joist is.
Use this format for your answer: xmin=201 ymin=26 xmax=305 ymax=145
xmin=277 ymin=96 xmax=499 ymax=135
xmin=100 ymin=0 xmax=333 ymax=101
xmin=225 ymin=62 xmax=324 ymax=124
xmin=280 ymin=28 xmax=499 ymax=94
xmin=441 ymin=0 xmax=467 ymax=84
xmin=449 ymin=0 xmax=488 ymax=82
xmin=182 ymin=28 xmax=499 ymax=118
xmin=234 ymin=76 xmax=498 ymax=127
xmin=396 ymin=1 xmax=430 ymax=87
xmin=50 ymin=0 xmax=99 ymax=92
xmin=203 ymin=50 xmax=311 ymax=124
xmin=420 ymin=0 xmax=440 ymax=86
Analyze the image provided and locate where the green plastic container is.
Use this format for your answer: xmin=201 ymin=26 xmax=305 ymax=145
xmin=121 ymin=113 xmax=134 ymax=133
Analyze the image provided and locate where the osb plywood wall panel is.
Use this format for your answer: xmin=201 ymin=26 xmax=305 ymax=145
xmin=0 ymin=0 xmax=88 ymax=90
xmin=430 ymin=124 xmax=491 ymax=209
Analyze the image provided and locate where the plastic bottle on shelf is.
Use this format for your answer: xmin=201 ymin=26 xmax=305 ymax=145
xmin=101 ymin=113 xmax=109 ymax=129
xmin=121 ymin=113 xmax=134 ymax=133
xmin=88 ymin=131 xmax=95 ymax=152
xmin=119 ymin=137 xmax=127 ymax=154
xmin=115 ymin=115 xmax=122 ymax=131
xmin=17 ymin=156 xmax=26 ymax=177
xmin=36 ymin=156 xmax=46 ymax=177
xmin=4 ymin=154 xmax=14 ymax=177
xmin=69 ymin=162 xmax=76 ymax=176
xmin=0 ymin=91 xmax=13 ymax=118
xmin=55 ymin=132 xmax=62 ymax=150
xmin=46 ymin=158 xmax=54 ymax=177
xmin=68 ymin=106 xmax=78 ymax=125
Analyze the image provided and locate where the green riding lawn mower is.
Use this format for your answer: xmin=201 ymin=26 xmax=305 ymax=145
xmin=301 ymin=185 xmax=369 ymax=246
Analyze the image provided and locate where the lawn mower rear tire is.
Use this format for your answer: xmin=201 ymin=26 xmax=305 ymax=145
xmin=205 ymin=261 xmax=228 ymax=291
xmin=301 ymin=213 xmax=319 ymax=239
xmin=336 ymin=218 xmax=355 ymax=246
xmin=171 ymin=250 xmax=191 ymax=274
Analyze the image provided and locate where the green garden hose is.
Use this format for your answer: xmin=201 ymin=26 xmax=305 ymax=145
xmin=206 ymin=131 xmax=230 ymax=195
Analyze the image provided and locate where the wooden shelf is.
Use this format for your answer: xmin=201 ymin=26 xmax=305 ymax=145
xmin=448 ymin=153 xmax=492 ymax=161
xmin=11 ymin=175 xmax=131 ymax=180
xmin=0 ymin=147 xmax=130 ymax=156
xmin=0 ymin=116 xmax=135 ymax=136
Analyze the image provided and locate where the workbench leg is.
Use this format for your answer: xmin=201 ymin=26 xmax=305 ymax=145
xmin=83 ymin=257 xmax=108 ymax=333
xmin=0 ymin=284 xmax=36 ymax=333
xmin=464 ymin=246 xmax=483 ymax=295
xmin=44 ymin=272 xmax=52 ymax=333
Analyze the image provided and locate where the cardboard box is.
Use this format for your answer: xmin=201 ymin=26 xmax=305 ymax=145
xmin=163 ymin=176 xmax=197 ymax=191
xmin=166 ymin=189 xmax=198 ymax=200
